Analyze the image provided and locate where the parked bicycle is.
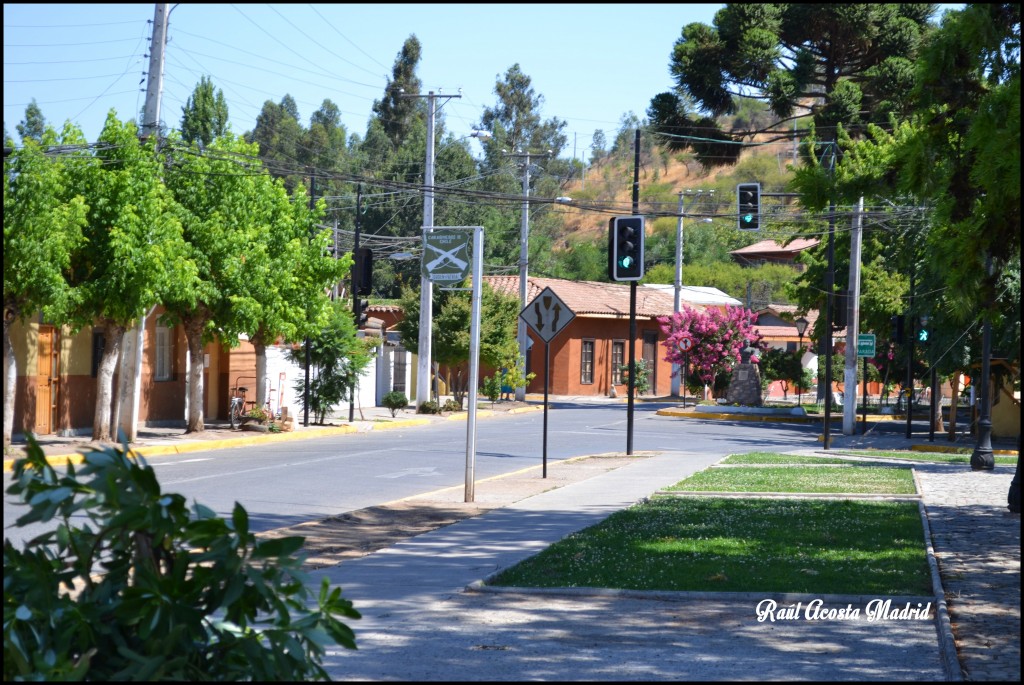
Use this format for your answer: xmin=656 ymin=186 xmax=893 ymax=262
xmin=228 ymin=386 xmax=249 ymax=428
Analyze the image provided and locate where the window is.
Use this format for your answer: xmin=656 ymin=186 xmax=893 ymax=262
xmin=580 ymin=339 xmax=594 ymax=385
xmin=155 ymin=326 xmax=172 ymax=381
xmin=611 ymin=341 xmax=625 ymax=384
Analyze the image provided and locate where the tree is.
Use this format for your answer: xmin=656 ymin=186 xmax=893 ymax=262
xmin=180 ymin=76 xmax=229 ymax=147
xmin=287 ymin=299 xmax=375 ymax=424
xmin=245 ymin=182 xmax=349 ymax=412
xmin=648 ymin=4 xmax=938 ymax=166
xmin=63 ymin=112 xmax=184 ymax=442
xmin=758 ymin=346 xmax=803 ymax=400
xmin=245 ymin=96 xmax=305 ymax=193
xmin=162 ymin=132 xmax=301 ymax=433
xmin=371 ymin=35 xmax=424 ymax=150
xmin=658 ymin=305 xmax=763 ymax=395
xmin=3 ymin=123 xmax=87 ymax=445
xmin=396 ymin=281 xmax=520 ymax=408
xmin=16 ymin=99 xmax=46 ymax=143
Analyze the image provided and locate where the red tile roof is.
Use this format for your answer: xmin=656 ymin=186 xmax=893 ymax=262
xmin=483 ymin=276 xmax=692 ymax=319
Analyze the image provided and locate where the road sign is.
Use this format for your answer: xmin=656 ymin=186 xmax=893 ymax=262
xmin=520 ymin=286 xmax=576 ymax=343
xmin=857 ymin=333 xmax=876 ymax=358
xmin=678 ymin=336 xmax=694 ymax=353
xmin=422 ymin=229 xmax=471 ymax=283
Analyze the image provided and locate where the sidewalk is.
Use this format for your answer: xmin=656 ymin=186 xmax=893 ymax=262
xmin=5 ymin=399 xmax=1019 ymax=680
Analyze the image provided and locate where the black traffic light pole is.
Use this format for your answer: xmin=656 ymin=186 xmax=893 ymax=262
xmin=627 ymin=129 xmax=640 ymax=455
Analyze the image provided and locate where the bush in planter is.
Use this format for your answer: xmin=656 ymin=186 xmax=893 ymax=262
xmin=417 ymin=400 xmax=440 ymax=414
xmin=382 ymin=391 xmax=409 ymax=417
xmin=442 ymin=398 xmax=462 ymax=412
xmin=3 ymin=437 xmax=359 ymax=681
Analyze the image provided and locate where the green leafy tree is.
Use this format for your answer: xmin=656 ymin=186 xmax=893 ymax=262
xmin=63 ymin=111 xmax=184 ymax=442
xmin=758 ymin=346 xmax=803 ymax=400
xmin=245 ymin=96 xmax=305 ymax=193
xmin=162 ymin=132 xmax=296 ymax=433
xmin=3 ymin=123 xmax=88 ymax=445
xmin=396 ymin=281 xmax=520 ymax=408
xmin=371 ymin=35 xmax=424 ymax=149
xmin=16 ymin=98 xmax=46 ymax=143
xmin=287 ymin=299 xmax=375 ymax=424
xmin=180 ymin=76 xmax=229 ymax=147
xmin=649 ymin=4 xmax=938 ymax=167
xmin=4 ymin=437 xmax=358 ymax=681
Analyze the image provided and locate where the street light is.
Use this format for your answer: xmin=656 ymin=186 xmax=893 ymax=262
xmin=795 ymin=316 xmax=809 ymax=408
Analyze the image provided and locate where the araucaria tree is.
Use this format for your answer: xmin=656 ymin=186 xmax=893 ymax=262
xmin=648 ymin=4 xmax=937 ymax=166
xmin=658 ymin=306 xmax=763 ymax=394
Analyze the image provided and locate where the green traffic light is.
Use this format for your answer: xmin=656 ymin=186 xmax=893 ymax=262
xmin=619 ymin=256 xmax=634 ymax=268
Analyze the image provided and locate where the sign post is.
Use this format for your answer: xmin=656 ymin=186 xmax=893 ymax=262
xmin=520 ymin=287 xmax=576 ymax=477
xmin=856 ymin=334 xmax=876 ymax=434
xmin=678 ymin=336 xmax=694 ymax=406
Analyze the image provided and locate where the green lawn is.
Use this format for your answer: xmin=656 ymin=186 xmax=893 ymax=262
xmin=489 ymin=497 xmax=931 ymax=595
xmin=663 ymin=465 xmax=917 ymax=494
xmin=834 ymin=449 xmax=1017 ymax=465
xmin=722 ymin=452 xmax=857 ymax=465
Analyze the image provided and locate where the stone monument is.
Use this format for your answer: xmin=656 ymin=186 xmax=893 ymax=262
xmin=726 ymin=341 xmax=763 ymax=406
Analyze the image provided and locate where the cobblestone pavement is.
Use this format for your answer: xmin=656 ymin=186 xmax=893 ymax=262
xmin=914 ymin=464 xmax=1020 ymax=682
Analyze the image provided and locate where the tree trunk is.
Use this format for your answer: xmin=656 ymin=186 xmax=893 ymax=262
xmin=253 ymin=335 xmax=267 ymax=411
xmin=3 ymin=313 xmax=17 ymax=446
xmin=93 ymin=320 xmax=126 ymax=442
xmin=183 ymin=317 xmax=206 ymax=434
xmin=947 ymin=373 xmax=961 ymax=441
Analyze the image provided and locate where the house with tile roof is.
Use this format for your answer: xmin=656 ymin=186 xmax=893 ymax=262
xmin=484 ymin=276 xmax=706 ymax=397
xmin=730 ymin=238 xmax=819 ymax=270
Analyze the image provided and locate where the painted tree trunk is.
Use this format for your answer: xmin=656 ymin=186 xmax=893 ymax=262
xmin=253 ymin=337 xmax=267 ymax=411
xmin=3 ymin=316 xmax=17 ymax=446
xmin=93 ymin=320 xmax=125 ymax=442
xmin=184 ymin=318 xmax=206 ymax=433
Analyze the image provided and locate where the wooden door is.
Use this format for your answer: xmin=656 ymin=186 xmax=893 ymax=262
xmin=642 ymin=331 xmax=658 ymax=395
xmin=35 ymin=326 xmax=58 ymax=434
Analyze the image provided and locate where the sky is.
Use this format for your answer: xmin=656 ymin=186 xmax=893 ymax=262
xmin=4 ymin=3 xmax=727 ymax=162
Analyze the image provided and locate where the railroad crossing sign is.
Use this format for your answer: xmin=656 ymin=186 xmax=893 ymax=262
xmin=857 ymin=333 xmax=876 ymax=358
xmin=422 ymin=229 xmax=472 ymax=283
xmin=520 ymin=286 xmax=575 ymax=343
xmin=678 ymin=336 xmax=694 ymax=353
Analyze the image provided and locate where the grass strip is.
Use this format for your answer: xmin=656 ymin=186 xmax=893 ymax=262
xmin=834 ymin=449 xmax=1017 ymax=465
xmin=722 ymin=452 xmax=856 ymax=465
xmin=664 ymin=465 xmax=916 ymax=494
xmin=490 ymin=498 xmax=930 ymax=595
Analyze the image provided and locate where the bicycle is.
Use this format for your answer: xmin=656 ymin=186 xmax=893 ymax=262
xmin=229 ymin=386 xmax=249 ymax=428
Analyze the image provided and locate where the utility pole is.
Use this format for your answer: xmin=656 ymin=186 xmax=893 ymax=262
xmin=504 ymin=150 xmax=550 ymax=401
xmin=118 ymin=2 xmax=168 ymax=441
xmin=843 ymin=197 xmax=864 ymax=435
xmin=671 ymin=189 xmax=712 ymax=398
xmin=402 ymin=90 xmax=461 ymax=409
xmin=823 ymin=141 xmax=837 ymax=450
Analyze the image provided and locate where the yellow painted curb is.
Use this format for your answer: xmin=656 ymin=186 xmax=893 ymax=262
xmin=368 ymin=418 xmax=432 ymax=430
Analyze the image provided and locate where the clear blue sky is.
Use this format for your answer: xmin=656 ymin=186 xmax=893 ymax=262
xmin=4 ymin=3 xmax=726 ymax=161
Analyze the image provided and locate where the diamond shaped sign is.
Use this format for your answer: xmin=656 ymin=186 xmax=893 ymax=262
xmin=520 ymin=287 xmax=576 ymax=343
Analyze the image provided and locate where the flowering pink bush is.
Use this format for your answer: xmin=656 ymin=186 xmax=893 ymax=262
xmin=658 ymin=306 xmax=764 ymax=384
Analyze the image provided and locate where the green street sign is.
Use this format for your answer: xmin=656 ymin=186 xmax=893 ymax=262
xmin=422 ymin=229 xmax=471 ymax=283
xmin=857 ymin=333 xmax=876 ymax=358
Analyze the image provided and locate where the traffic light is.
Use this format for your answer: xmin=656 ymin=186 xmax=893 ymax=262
xmin=891 ymin=315 xmax=905 ymax=344
xmin=832 ymin=290 xmax=847 ymax=330
xmin=608 ymin=216 xmax=644 ymax=281
xmin=918 ymin=325 xmax=930 ymax=345
xmin=737 ymin=183 xmax=760 ymax=230
xmin=355 ymin=298 xmax=369 ymax=327
xmin=354 ymin=247 xmax=373 ymax=296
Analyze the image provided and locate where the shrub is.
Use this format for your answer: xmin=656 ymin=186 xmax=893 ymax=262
xmin=246 ymin=405 xmax=270 ymax=423
xmin=482 ymin=374 xmax=502 ymax=404
xmin=442 ymin=398 xmax=462 ymax=412
xmin=382 ymin=391 xmax=409 ymax=417
xmin=3 ymin=437 xmax=359 ymax=681
xmin=417 ymin=400 xmax=440 ymax=414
